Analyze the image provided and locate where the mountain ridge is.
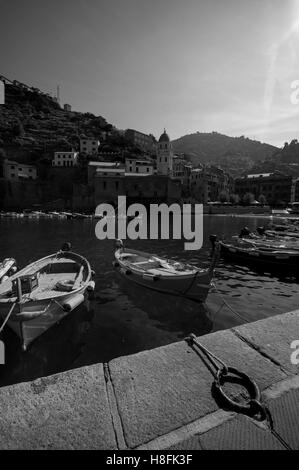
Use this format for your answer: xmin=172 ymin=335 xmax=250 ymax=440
xmin=172 ymin=131 xmax=278 ymax=175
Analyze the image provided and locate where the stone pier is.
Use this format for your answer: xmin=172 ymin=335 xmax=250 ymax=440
xmin=0 ymin=310 xmax=298 ymax=450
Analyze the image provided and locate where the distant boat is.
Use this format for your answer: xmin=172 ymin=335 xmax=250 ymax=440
xmin=113 ymin=240 xmax=218 ymax=302
xmin=0 ymin=258 xmax=17 ymax=284
xmin=271 ymin=209 xmax=290 ymax=216
xmin=61 ymin=212 xmax=74 ymax=219
xmin=72 ymin=212 xmax=90 ymax=219
xmin=0 ymin=246 xmax=95 ymax=350
xmin=210 ymin=235 xmax=299 ymax=273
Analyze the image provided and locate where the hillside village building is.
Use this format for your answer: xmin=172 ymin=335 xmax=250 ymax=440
xmin=80 ymin=138 xmax=100 ymax=155
xmin=125 ymin=129 xmax=156 ymax=153
xmin=156 ymin=130 xmax=174 ymax=175
xmin=52 ymin=151 xmax=79 ymax=167
xmin=88 ymin=161 xmax=125 ymax=183
xmin=94 ymin=173 xmax=181 ymax=206
xmin=235 ymin=173 xmax=294 ymax=205
xmin=125 ymin=158 xmax=154 ymax=175
xmin=3 ymin=159 xmax=37 ymax=180
xmin=85 ymin=129 xmax=234 ymax=209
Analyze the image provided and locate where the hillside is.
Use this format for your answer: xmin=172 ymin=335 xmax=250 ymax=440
xmin=172 ymin=132 xmax=278 ymax=175
xmin=249 ymin=139 xmax=299 ymax=177
xmin=0 ymin=82 xmax=116 ymax=164
xmin=0 ymin=81 xmax=145 ymax=171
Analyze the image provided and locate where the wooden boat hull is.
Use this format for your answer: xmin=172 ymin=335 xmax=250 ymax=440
xmin=220 ymin=242 xmax=299 ymax=272
xmin=0 ymin=250 xmax=92 ymax=350
xmin=114 ymin=247 xmax=216 ymax=303
xmin=115 ymin=267 xmax=212 ymax=302
xmin=1 ymin=287 xmax=87 ymax=350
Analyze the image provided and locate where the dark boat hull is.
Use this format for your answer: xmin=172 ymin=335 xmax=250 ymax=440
xmin=220 ymin=242 xmax=299 ymax=272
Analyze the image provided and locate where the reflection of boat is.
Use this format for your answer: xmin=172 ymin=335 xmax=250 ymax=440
xmin=113 ymin=240 xmax=218 ymax=302
xmin=0 ymin=258 xmax=17 ymax=283
xmin=116 ymin=273 xmax=213 ymax=334
xmin=0 ymin=247 xmax=94 ymax=350
xmin=0 ymin=300 xmax=95 ymax=387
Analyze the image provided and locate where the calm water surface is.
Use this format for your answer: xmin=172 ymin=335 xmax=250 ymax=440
xmin=0 ymin=215 xmax=298 ymax=386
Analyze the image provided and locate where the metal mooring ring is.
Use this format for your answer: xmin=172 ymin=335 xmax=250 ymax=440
xmin=214 ymin=367 xmax=261 ymax=414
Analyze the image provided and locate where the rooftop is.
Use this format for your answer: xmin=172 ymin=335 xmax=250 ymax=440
xmin=247 ymin=173 xmax=273 ymax=178
xmin=54 ymin=151 xmax=78 ymax=155
xmin=159 ymin=129 xmax=170 ymax=143
xmin=96 ymin=168 xmax=125 ymax=175
xmin=89 ymin=161 xmax=121 ymax=167
xmin=4 ymin=159 xmax=36 ymax=168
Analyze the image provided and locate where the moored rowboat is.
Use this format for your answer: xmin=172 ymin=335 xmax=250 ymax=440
xmin=113 ymin=240 xmax=219 ymax=302
xmin=0 ymin=247 xmax=94 ymax=350
xmin=211 ymin=236 xmax=299 ymax=273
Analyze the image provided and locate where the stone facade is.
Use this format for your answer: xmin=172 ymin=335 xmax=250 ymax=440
xmin=235 ymin=173 xmax=294 ymax=205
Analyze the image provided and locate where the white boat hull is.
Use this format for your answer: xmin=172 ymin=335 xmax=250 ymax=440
xmin=114 ymin=246 xmax=217 ymax=303
xmin=0 ymin=250 xmax=92 ymax=350
xmin=5 ymin=288 xmax=87 ymax=350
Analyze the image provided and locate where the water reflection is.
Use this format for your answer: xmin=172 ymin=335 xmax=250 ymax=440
xmin=0 ymin=215 xmax=298 ymax=387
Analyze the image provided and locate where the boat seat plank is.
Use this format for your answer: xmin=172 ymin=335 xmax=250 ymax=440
xmin=131 ymin=260 xmax=162 ymax=270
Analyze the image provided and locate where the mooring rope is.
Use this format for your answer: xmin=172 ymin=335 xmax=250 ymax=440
xmin=211 ymin=279 xmax=250 ymax=323
xmin=0 ymin=302 xmax=16 ymax=334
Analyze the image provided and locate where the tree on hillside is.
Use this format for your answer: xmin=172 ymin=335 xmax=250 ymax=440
xmin=229 ymin=193 xmax=240 ymax=204
xmin=219 ymin=190 xmax=229 ymax=203
xmin=12 ymin=119 xmax=25 ymax=137
xmin=258 ymin=194 xmax=267 ymax=206
xmin=242 ymin=192 xmax=255 ymax=205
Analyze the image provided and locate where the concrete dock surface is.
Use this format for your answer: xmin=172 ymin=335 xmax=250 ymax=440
xmin=0 ymin=310 xmax=298 ymax=450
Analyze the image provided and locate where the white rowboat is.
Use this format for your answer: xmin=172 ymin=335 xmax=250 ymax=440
xmin=0 ymin=249 xmax=94 ymax=350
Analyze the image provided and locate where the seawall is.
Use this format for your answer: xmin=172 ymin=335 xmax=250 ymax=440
xmin=0 ymin=310 xmax=298 ymax=450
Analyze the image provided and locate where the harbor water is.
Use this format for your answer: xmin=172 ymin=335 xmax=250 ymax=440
xmin=0 ymin=214 xmax=299 ymax=387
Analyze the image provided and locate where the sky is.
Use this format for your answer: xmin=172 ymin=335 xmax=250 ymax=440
xmin=1 ymin=0 xmax=299 ymax=147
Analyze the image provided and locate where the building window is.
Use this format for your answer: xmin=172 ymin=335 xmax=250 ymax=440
xmin=147 ymin=167 xmax=149 ymax=172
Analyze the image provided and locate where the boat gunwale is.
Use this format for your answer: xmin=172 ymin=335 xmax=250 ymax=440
xmin=0 ymin=250 xmax=92 ymax=305
xmin=221 ymin=241 xmax=299 ymax=257
xmin=115 ymin=247 xmax=211 ymax=281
